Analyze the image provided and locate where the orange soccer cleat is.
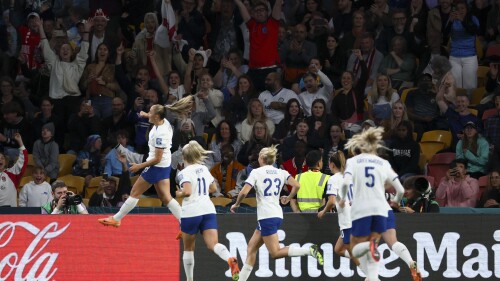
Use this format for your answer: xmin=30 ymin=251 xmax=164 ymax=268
xmin=369 ymin=238 xmax=380 ymax=262
xmin=227 ymin=257 xmax=240 ymax=280
xmin=98 ymin=216 xmax=121 ymax=227
xmin=175 ymin=230 xmax=182 ymax=240
xmin=410 ymin=261 xmax=422 ymax=281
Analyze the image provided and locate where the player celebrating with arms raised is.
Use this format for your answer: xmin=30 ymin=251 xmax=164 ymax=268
xmin=98 ymin=96 xmax=193 ymax=227
xmin=176 ymin=140 xmax=240 ymax=281
xmin=339 ymin=127 xmax=404 ymax=281
xmin=230 ymin=145 xmax=324 ymax=281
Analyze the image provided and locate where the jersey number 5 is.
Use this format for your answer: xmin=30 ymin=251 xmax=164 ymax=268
xmin=263 ymin=178 xmax=282 ymax=196
xmin=365 ymin=166 xmax=375 ymax=188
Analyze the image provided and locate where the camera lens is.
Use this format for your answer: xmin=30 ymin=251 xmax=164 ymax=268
xmin=415 ymin=178 xmax=429 ymax=194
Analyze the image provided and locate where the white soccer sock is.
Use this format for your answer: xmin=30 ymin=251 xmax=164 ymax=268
xmin=358 ymin=255 xmax=368 ymax=276
xmin=183 ymin=251 xmax=195 ymax=280
xmin=238 ymin=263 xmax=253 ymax=281
xmin=352 ymin=241 xmax=370 ymax=258
xmin=167 ymin=199 xmax=182 ymax=221
xmin=392 ymin=241 xmax=414 ymax=268
xmin=213 ymin=243 xmax=231 ymax=261
xmin=366 ymin=255 xmax=380 ymax=281
xmin=288 ymin=246 xmax=310 ymax=257
xmin=117 ymin=144 xmax=144 ymax=164
xmin=113 ymin=197 xmax=139 ymax=221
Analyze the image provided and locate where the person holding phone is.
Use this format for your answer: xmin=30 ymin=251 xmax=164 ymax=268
xmin=436 ymin=159 xmax=479 ymax=207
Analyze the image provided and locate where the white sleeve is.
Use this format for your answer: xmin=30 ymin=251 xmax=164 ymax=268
xmin=18 ymin=186 xmax=28 ymax=207
xmin=245 ymin=169 xmax=257 ymax=187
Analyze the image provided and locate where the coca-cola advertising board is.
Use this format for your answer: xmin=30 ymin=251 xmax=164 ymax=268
xmin=0 ymin=215 xmax=180 ymax=281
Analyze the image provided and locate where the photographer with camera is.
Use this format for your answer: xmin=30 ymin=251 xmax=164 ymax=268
xmin=41 ymin=180 xmax=88 ymax=214
xmin=400 ymin=176 xmax=440 ymax=213
xmin=436 ymin=159 xmax=479 ymax=207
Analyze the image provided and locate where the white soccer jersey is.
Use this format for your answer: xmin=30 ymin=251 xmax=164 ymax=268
xmin=258 ymin=88 xmax=297 ymax=124
xmin=325 ymin=172 xmax=352 ymax=230
xmin=245 ymin=165 xmax=291 ymax=220
xmin=178 ymin=164 xmax=216 ymax=218
xmin=343 ymin=153 xmax=398 ymax=221
xmin=147 ymin=119 xmax=173 ymax=167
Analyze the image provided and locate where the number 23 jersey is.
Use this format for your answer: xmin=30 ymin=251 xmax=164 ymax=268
xmin=178 ymin=164 xmax=216 ymax=218
xmin=245 ymin=165 xmax=291 ymax=221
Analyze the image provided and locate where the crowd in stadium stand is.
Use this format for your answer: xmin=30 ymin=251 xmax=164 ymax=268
xmin=1 ymin=0 xmax=500 ymax=210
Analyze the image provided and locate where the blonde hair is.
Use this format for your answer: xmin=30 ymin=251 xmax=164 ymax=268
xmin=369 ymin=74 xmax=395 ymax=103
xmin=162 ymin=95 xmax=194 ymax=119
xmin=389 ymin=100 xmax=409 ymax=128
xmin=259 ymin=145 xmax=279 ymax=165
xmin=182 ymin=140 xmax=213 ymax=165
xmin=345 ymin=127 xmax=386 ymax=155
xmin=246 ymin=98 xmax=268 ymax=125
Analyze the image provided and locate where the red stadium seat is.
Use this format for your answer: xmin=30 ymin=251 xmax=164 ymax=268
xmin=424 ymin=176 xmax=435 ymax=189
xmin=427 ymin=152 xmax=456 ymax=187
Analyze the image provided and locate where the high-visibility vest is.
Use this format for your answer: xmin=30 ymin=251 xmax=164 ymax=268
xmin=295 ymin=170 xmax=330 ymax=212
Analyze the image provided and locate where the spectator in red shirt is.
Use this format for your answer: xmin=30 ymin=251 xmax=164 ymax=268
xmin=234 ymin=0 xmax=282 ymax=92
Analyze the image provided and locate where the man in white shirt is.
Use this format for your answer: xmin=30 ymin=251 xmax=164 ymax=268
xmin=259 ymin=72 xmax=297 ymax=124
xmin=298 ymin=68 xmax=334 ymax=116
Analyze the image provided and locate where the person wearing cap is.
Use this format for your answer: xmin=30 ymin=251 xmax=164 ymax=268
xmin=234 ymin=0 xmax=283 ymax=92
xmin=436 ymin=158 xmax=479 ymax=207
xmin=42 ymin=180 xmax=88 ymax=214
xmin=405 ymin=73 xmax=443 ymax=139
xmin=456 ymin=121 xmax=489 ymax=179
xmin=17 ymin=12 xmax=42 ymax=71
xmin=32 ymin=122 xmax=60 ymax=181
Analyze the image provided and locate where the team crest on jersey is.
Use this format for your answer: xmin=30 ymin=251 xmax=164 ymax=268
xmin=156 ymin=138 xmax=162 ymax=146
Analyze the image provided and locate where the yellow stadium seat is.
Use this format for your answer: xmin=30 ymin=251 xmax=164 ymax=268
xmin=58 ymin=154 xmax=77 ymax=177
xmin=85 ymin=176 xmax=103 ymax=199
xmin=57 ymin=175 xmax=85 ymax=195
xmin=420 ymin=142 xmax=446 ymax=162
xmin=211 ymin=197 xmax=233 ymax=207
xmin=137 ymin=197 xmax=163 ymax=207
xmin=477 ymin=66 xmax=489 ymax=87
xmin=421 ymin=130 xmax=452 ymax=148
xmin=470 ymin=87 xmax=486 ymax=106
xmin=469 ymin=108 xmax=478 ymax=116
xmin=241 ymin=197 xmax=257 ymax=207
xmin=400 ymin=87 xmax=417 ymax=103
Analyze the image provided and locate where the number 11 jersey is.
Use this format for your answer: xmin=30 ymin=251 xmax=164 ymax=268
xmin=245 ymin=165 xmax=291 ymax=221
xmin=178 ymin=164 xmax=216 ymax=218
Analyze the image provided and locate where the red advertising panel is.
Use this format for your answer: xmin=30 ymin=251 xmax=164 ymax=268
xmin=0 ymin=215 xmax=180 ymax=281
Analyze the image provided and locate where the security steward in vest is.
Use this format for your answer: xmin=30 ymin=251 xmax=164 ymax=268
xmin=291 ymin=150 xmax=330 ymax=213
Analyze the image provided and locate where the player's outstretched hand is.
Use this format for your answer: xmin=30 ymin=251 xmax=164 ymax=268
xmin=230 ymin=204 xmax=239 ymax=213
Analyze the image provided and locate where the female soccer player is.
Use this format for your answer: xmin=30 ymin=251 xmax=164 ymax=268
xmin=339 ymin=127 xmax=404 ymax=281
xmin=230 ymin=145 xmax=324 ymax=281
xmin=98 ymin=96 xmax=193 ymax=227
xmin=176 ymin=140 xmax=240 ymax=281
xmin=317 ymin=151 xmax=360 ymax=267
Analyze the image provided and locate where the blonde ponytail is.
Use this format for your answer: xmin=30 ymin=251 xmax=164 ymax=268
xmin=259 ymin=144 xmax=279 ymax=165
xmin=182 ymin=140 xmax=212 ymax=165
xmin=345 ymin=127 xmax=385 ymax=155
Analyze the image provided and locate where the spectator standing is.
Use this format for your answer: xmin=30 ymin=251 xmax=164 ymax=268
xmin=177 ymin=0 xmax=206 ymax=55
xmin=234 ymin=0 xmax=282 ymax=92
xmin=378 ymin=36 xmax=416 ymax=90
xmin=280 ymin=23 xmax=317 ymax=85
xmin=32 ymin=122 xmax=59 ymax=181
xmin=448 ymin=0 xmax=479 ymax=91
xmin=38 ymin=16 xmax=91 ymax=128
xmin=298 ymin=69 xmax=334 ymax=116
xmin=346 ymin=32 xmax=383 ymax=91
xmin=87 ymin=9 xmax=119 ymax=63
xmin=18 ymin=166 xmax=53 ymax=207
